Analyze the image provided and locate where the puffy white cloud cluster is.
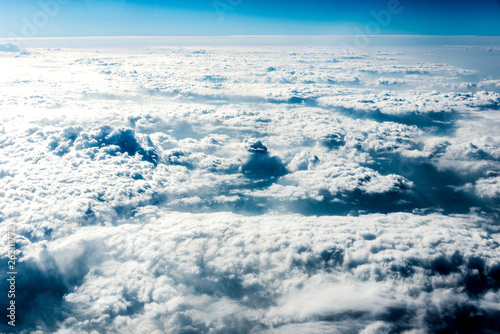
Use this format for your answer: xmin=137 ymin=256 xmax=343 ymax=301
xmin=0 ymin=42 xmax=499 ymax=333
xmin=317 ymin=90 xmax=500 ymax=116
xmin=14 ymin=211 xmax=500 ymax=333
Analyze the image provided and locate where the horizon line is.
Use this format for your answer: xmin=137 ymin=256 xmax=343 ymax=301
xmin=2 ymin=34 xmax=500 ymax=41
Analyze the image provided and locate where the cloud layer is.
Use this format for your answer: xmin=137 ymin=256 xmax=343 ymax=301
xmin=7 ymin=211 xmax=500 ymax=333
xmin=0 ymin=43 xmax=499 ymax=333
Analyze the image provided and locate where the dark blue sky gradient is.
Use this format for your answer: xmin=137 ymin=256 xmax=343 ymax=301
xmin=0 ymin=0 xmax=499 ymax=37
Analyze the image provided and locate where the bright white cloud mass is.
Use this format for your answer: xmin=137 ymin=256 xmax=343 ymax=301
xmin=0 ymin=39 xmax=499 ymax=333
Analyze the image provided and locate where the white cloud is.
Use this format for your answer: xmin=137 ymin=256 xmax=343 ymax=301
xmin=5 ymin=211 xmax=497 ymax=333
xmin=0 ymin=43 xmax=499 ymax=333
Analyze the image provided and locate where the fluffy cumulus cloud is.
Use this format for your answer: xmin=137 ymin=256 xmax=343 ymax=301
xmin=0 ymin=42 xmax=499 ymax=333
xmin=4 ymin=212 xmax=500 ymax=333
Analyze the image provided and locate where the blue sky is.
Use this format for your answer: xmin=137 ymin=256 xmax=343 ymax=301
xmin=1 ymin=0 xmax=499 ymax=37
